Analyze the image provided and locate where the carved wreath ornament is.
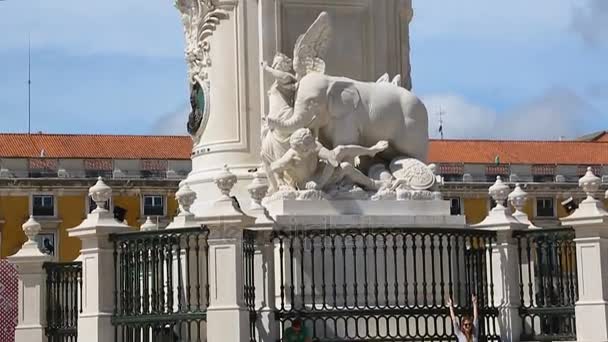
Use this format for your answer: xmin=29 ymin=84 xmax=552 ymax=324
xmin=175 ymin=0 xmax=229 ymax=143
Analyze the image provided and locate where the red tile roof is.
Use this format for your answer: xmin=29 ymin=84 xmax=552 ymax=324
xmin=428 ymin=139 xmax=608 ymax=165
xmin=1 ymin=134 xmax=607 ymax=165
xmin=0 ymin=134 xmax=193 ymax=159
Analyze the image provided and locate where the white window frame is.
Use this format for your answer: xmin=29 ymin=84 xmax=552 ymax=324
xmin=36 ymin=231 xmax=58 ymax=260
xmin=85 ymin=195 xmax=113 ymax=215
xmin=141 ymin=194 xmax=166 ymax=218
xmin=534 ymin=197 xmax=557 ymax=218
xmin=30 ymin=193 xmax=57 ymax=218
xmin=447 ymin=197 xmax=463 ymax=215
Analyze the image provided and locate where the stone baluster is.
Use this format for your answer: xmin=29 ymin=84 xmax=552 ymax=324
xmin=199 ymin=165 xmax=255 ymax=342
xmin=508 ymin=183 xmax=539 ymax=229
xmin=67 ymin=177 xmax=132 ymax=342
xmin=475 ymin=176 xmax=526 ymax=341
xmin=561 ymin=167 xmax=608 ymax=342
xmin=8 ymin=216 xmax=52 ymax=342
xmin=166 ymin=183 xmax=199 ymax=230
xmin=246 ymin=169 xmax=278 ymax=341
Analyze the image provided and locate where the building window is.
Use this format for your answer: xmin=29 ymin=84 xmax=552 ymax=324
xmin=143 ymin=195 xmax=164 ymax=216
xmin=85 ymin=170 xmax=113 ymax=179
xmin=536 ymin=198 xmax=555 ymax=218
xmin=88 ymin=196 xmax=111 ymax=213
xmin=442 ymin=174 xmax=463 ymax=182
xmin=533 ymin=175 xmax=554 ymax=183
xmin=32 ymin=195 xmax=54 ymax=217
xmin=36 ymin=233 xmax=56 ymax=256
xmin=448 ymin=197 xmax=462 ymax=215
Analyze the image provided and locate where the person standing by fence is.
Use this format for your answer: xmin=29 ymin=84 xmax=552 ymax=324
xmin=283 ymin=318 xmax=313 ymax=342
xmin=448 ymin=295 xmax=479 ymax=342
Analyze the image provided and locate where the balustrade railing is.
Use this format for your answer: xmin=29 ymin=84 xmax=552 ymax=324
xmin=514 ymin=227 xmax=578 ymax=341
xmin=44 ymin=261 xmax=82 ymax=342
xmin=110 ymin=227 xmax=209 ymax=342
xmin=270 ymin=227 xmax=499 ymax=342
xmin=244 ymin=229 xmax=258 ymax=342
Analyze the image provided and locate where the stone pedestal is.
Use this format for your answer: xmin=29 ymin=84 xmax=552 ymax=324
xmin=474 ymin=224 xmax=526 ymax=342
xmin=562 ymin=202 xmax=608 ymax=341
xmin=8 ymin=217 xmax=52 ymax=342
xmin=560 ymin=167 xmax=608 ymax=342
xmin=474 ymin=176 xmax=527 ymax=342
xmin=200 ymin=211 xmax=256 ymax=342
xmin=67 ymin=178 xmax=132 ymax=342
xmin=197 ymin=166 xmax=256 ymax=342
xmin=178 ymin=0 xmax=415 ymax=214
xmin=267 ymin=198 xmax=465 ymax=228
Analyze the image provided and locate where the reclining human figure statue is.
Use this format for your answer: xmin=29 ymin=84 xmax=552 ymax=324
xmin=269 ymin=128 xmax=388 ymax=192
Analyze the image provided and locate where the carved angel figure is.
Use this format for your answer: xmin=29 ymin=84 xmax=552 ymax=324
xmin=269 ymin=128 xmax=388 ymax=192
xmin=261 ymin=12 xmax=333 ymax=192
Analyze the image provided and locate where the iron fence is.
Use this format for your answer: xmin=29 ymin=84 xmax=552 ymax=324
xmin=270 ymin=227 xmax=500 ymax=342
xmin=514 ymin=227 xmax=577 ymax=341
xmin=44 ymin=261 xmax=82 ymax=342
xmin=244 ymin=229 xmax=258 ymax=342
xmin=110 ymin=227 xmax=209 ymax=342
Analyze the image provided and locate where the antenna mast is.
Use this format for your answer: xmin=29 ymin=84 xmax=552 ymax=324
xmin=437 ymin=107 xmax=446 ymax=140
xmin=28 ymin=33 xmax=31 ymax=134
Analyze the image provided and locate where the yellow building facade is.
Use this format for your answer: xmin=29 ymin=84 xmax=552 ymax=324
xmin=0 ymin=187 xmax=179 ymax=261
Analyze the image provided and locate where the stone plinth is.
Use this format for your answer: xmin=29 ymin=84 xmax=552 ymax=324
xmin=266 ymin=198 xmax=465 ymax=228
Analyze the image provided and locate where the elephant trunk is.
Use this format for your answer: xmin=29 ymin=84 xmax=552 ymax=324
xmin=271 ymin=100 xmax=317 ymax=134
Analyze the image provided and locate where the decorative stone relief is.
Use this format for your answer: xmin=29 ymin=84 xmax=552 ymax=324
xmin=259 ymin=12 xmax=431 ymax=202
xmin=175 ymin=0 xmax=230 ymax=144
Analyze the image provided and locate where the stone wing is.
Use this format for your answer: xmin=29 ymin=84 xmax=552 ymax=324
xmin=293 ymin=12 xmax=332 ymax=80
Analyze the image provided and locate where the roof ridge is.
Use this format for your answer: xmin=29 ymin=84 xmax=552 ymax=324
xmin=0 ymin=133 xmax=190 ymax=138
xmin=429 ymin=139 xmax=608 ymax=143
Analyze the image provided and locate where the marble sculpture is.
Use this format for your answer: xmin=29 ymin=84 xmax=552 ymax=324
xmin=259 ymin=12 xmax=436 ymax=201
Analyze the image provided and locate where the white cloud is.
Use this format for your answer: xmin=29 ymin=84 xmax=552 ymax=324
xmin=423 ymin=88 xmax=597 ymax=140
xmin=571 ymin=0 xmax=608 ymax=47
xmin=150 ymin=103 xmax=189 ymax=135
xmin=423 ymin=94 xmax=498 ymax=139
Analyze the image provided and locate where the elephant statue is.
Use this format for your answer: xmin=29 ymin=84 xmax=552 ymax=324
xmin=267 ymin=72 xmax=429 ymax=165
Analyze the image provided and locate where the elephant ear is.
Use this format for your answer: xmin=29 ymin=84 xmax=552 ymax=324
xmin=327 ymin=81 xmax=361 ymax=119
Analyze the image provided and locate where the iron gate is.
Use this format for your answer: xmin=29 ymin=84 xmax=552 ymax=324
xmin=110 ymin=226 xmax=210 ymax=342
xmin=270 ymin=227 xmax=500 ymax=342
xmin=44 ymin=261 xmax=82 ymax=342
xmin=515 ymin=227 xmax=578 ymax=341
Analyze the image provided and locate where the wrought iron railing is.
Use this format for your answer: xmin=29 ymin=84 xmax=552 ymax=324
xmin=244 ymin=229 xmax=258 ymax=342
xmin=514 ymin=227 xmax=578 ymax=341
xmin=110 ymin=227 xmax=209 ymax=341
xmin=44 ymin=261 xmax=82 ymax=342
xmin=270 ymin=227 xmax=499 ymax=342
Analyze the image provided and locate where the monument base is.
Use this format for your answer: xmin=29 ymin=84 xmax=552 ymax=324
xmin=265 ymin=198 xmax=465 ymax=228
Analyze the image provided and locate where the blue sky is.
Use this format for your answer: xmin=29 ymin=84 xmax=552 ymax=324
xmin=0 ymin=0 xmax=606 ymax=139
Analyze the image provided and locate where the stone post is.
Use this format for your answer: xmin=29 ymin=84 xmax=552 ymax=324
xmin=199 ymin=165 xmax=256 ymax=342
xmin=8 ymin=216 xmax=52 ymax=342
xmin=166 ymin=183 xmax=207 ymax=340
xmin=475 ymin=176 xmax=527 ymax=342
xmin=561 ymin=167 xmax=608 ymax=342
xmin=67 ymin=177 xmax=131 ymax=342
xmin=246 ymin=169 xmax=278 ymax=341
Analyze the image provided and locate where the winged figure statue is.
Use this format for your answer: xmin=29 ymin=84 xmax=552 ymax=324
xmin=260 ymin=12 xmax=333 ymax=191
